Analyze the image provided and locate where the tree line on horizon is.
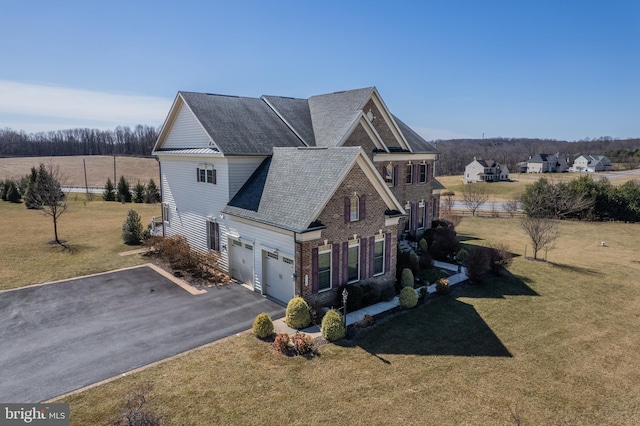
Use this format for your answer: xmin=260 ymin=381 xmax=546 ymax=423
xmin=0 ymin=125 xmax=159 ymax=157
xmin=433 ymin=136 xmax=640 ymax=175
xmin=1 ymin=125 xmax=638 ymax=174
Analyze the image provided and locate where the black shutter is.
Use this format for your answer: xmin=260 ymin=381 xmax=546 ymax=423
xmin=384 ymin=233 xmax=391 ymax=273
xmin=212 ymin=168 xmax=217 ymax=185
xmin=332 ymin=243 xmax=340 ymax=287
xmin=342 ymin=241 xmax=349 ymax=284
xmin=369 ymin=236 xmax=375 ymax=278
xmin=344 ymin=196 xmax=350 ymax=223
xmin=359 ymin=194 xmax=366 ymax=221
xmin=214 ymin=222 xmax=220 ymax=251
xmin=197 ymin=168 xmax=200 ymax=182
xmin=359 ymin=239 xmax=366 ymax=280
xmin=311 ymin=247 xmax=319 ymax=293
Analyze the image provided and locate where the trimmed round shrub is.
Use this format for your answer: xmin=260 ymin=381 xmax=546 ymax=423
xmin=285 ymin=296 xmax=311 ymax=329
xmin=252 ymin=312 xmax=274 ymax=339
xmin=321 ymin=309 xmax=345 ymax=341
xmin=456 ymin=248 xmax=469 ymax=263
xmin=419 ymin=238 xmax=429 ymax=254
xmin=399 ymin=286 xmax=418 ymax=309
xmin=400 ymin=268 xmax=414 ymax=288
xmin=409 ymin=252 xmax=420 ymax=273
xmin=436 ymin=278 xmax=450 ymax=295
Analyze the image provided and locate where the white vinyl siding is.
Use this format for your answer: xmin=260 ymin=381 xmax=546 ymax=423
xmin=158 ymin=156 xmax=230 ymax=269
xmin=163 ymin=102 xmax=215 ymax=149
xmin=227 ymin=156 xmax=268 ymax=199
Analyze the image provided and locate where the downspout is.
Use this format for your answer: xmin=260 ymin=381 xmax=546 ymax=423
xmin=155 ymin=157 xmax=165 ymax=237
xmin=294 ymin=232 xmax=303 ymax=298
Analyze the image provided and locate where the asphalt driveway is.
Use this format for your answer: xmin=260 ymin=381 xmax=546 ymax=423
xmin=0 ymin=266 xmax=284 ymax=402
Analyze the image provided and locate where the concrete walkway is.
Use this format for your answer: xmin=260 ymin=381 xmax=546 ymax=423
xmin=273 ymin=260 xmax=468 ymax=338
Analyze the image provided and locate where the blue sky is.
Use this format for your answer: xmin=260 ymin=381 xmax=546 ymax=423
xmin=1 ymin=0 xmax=638 ymax=141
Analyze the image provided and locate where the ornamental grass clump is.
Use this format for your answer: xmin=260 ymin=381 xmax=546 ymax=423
xmin=321 ymin=309 xmax=345 ymax=341
xmin=273 ymin=333 xmax=290 ymax=354
xmin=399 ymin=286 xmax=418 ymax=308
xmin=285 ymin=296 xmax=311 ymax=329
xmin=252 ymin=312 xmax=274 ymax=339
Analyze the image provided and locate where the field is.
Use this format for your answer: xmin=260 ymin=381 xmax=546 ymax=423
xmin=437 ymin=170 xmax=640 ymax=202
xmin=3 ymin=157 xmax=639 ymax=424
xmin=55 ymin=215 xmax=640 ymax=425
xmin=0 ymin=196 xmax=160 ymax=290
xmin=0 ymin=155 xmax=159 ymax=187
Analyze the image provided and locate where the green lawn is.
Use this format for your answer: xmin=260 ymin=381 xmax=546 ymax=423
xmin=58 ymin=216 xmax=640 ymax=425
xmin=0 ymin=195 xmax=160 ymax=290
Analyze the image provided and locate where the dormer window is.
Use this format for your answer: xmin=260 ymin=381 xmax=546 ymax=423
xmin=344 ymin=193 xmax=366 ymax=223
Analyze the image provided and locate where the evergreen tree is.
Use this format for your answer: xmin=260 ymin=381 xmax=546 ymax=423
xmin=6 ymin=180 xmax=21 ymax=203
xmin=133 ymin=181 xmax=145 ymax=203
xmin=24 ymin=167 xmax=40 ymax=209
xmin=103 ymin=178 xmax=116 ymax=201
xmin=122 ymin=209 xmax=144 ymax=245
xmin=117 ymin=176 xmax=132 ymax=203
xmin=144 ymin=179 xmax=161 ymax=203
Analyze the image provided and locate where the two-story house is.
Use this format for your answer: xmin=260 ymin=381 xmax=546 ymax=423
xmin=526 ymin=153 xmax=569 ymax=173
xmin=572 ymin=154 xmax=612 ymax=172
xmin=464 ymin=157 xmax=509 ymax=183
xmin=152 ymin=87 xmax=440 ymax=306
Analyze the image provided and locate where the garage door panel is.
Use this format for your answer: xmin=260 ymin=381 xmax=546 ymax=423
xmin=230 ymin=239 xmax=253 ymax=286
xmin=264 ymin=251 xmax=294 ymax=304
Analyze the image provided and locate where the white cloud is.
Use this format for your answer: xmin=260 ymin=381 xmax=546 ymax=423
xmin=412 ymin=126 xmax=472 ymax=141
xmin=0 ymin=80 xmax=172 ymax=132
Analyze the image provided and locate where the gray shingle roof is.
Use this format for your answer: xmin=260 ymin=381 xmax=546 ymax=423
xmin=179 ymin=92 xmax=304 ymax=155
xmin=224 ymin=147 xmax=362 ymax=232
xmin=262 ymin=96 xmax=316 ymax=146
xmin=307 ymin=87 xmax=374 ymax=147
xmin=392 ymin=115 xmax=438 ymax=154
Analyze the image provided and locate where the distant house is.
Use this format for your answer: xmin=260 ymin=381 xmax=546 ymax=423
xmin=572 ymin=154 xmax=612 ymax=172
xmin=526 ymin=153 xmax=569 ymax=173
xmin=464 ymin=157 xmax=509 ymax=183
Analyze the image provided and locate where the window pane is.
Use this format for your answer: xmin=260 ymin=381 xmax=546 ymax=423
xmin=418 ymin=206 xmax=425 ymax=228
xmin=350 ymin=195 xmax=359 ymax=221
xmin=374 ymin=239 xmax=384 ymax=274
xmin=420 ymin=164 xmax=427 ymax=182
xmin=206 ymin=169 xmax=213 ymax=183
xmin=348 ymin=245 xmax=359 ymax=282
xmin=406 ymin=164 xmax=412 ymax=184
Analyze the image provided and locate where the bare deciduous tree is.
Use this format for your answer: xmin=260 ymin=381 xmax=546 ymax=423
xmin=30 ymin=163 xmax=68 ymax=245
xmin=520 ymin=216 xmax=559 ymax=260
xmin=461 ymin=184 xmax=488 ymax=216
xmin=502 ymin=198 xmax=521 ymax=217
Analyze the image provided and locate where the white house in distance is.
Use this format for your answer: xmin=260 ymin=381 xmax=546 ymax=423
xmin=464 ymin=157 xmax=509 ymax=183
xmin=152 ymin=87 xmax=441 ymax=306
xmin=571 ymin=154 xmax=612 ymax=172
xmin=526 ymin=153 xmax=569 ymax=173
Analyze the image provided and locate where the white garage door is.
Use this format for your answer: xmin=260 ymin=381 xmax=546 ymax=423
xmin=229 ymin=239 xmax=254 ymax=286
xmin=263 ymin=251 xmax=295 ymax=305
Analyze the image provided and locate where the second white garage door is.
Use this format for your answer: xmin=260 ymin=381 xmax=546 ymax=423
xmin=263 ymin=251 xmax=295 ymax=305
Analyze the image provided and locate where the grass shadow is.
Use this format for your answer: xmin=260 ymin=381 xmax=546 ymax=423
xmin=455 ymin=269 xmax=539 ymax=298
xmin=344 ymin=297 xmax=512 ymax=359
xmin=547 ymin=262 xmax=602 ymax=276
xmin=457 ymin=235 xmax=482 ymax=242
